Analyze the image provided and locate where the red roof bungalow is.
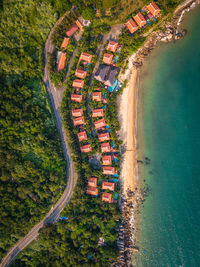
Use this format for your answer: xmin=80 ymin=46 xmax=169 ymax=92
xmin=98 ymin=132 xmax=110 ymax=142
xmin=77 ymin=131 xmax=87 ymax=142
xmin=101 ymin=142 xmax=111 ymax=153
xmin=57 ymin=52 xmax=66 ymax=72
xmin=87 ymin=186 xmax=98 ymax=196
xmin=102 ymin=155 xmax=112 ymax=165
xmin=71 ymin=109 xmax=83 ymax=117
xmin=102 ymin=181 xmax=115 ymax=191
xmin=75 ymin=19 xmax=84 ymax=31
xmin=66 ymin=25 xmax=78 ymax=37
xmin=102 ymin=192 xmax=112 ymax=203
xmin=73 ymin=79 xmax=84 ymax=88
xmin=61 ymin=37 xmax=69 ymax=49
xmin=92 ymin=92 xmax=102 ymax=102
xmin=92 ymin=108 xmax=104 ymax=117
xmin=103 ymin=166 xmax=116 ymax=175
xmin=75 ymin=69 xmax=87 ymax=79
xmin=125 ymin=18 xmax=138 ymax=34
xmin=71 ymin=94 xmax=83 ymax=103
xmin=94 ymin=119 xmax=106 ymax=130
xmin=103 ymin=53 xmax=113 ymax=65
xmin=80 ymin=144 xmax=92 ymax=153
xmin=88 ymin=177 xmax=97 ymax=187
xmin=107 ymin=41 xmax=118 ymax=52
xmin=79 ymin=52 xmax=92 ymax=63
xmin=146 ymin=1 xmax=161 ymax=17
xmin=73 ymin=116 xmax=85 ymax=126
xmin=134 ymin=13 xmax=147 ymax=27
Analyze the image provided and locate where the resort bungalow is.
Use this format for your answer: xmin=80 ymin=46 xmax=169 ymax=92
xmin=92 ymin=92 xmax=102 ymax=102
xmin=66 ymin=25 xmax=78 ymax=37
xmin=103 ymin=166 xmax=116 ymax=175
xmin=75 ymin=19 xmax=84 ymax=31
xmin=125 ymin=18 xmax=138 ymax=34
xmin=102 ymin=155 xmax=112 ymax=165
xmin=98 ymin=132 xmax=110 ymax=142
xmin=71 ymin=108 xmax=83 ymax=117
xmin=57 ymin=52 xmax=66 ymax=72
xmin=134 ymin=12 xmax=147 ymax=27
xmin=103 ymin=53 xmax=113 ymax=65
xmin=88 ymin=177 xmax=97 ymax=187
xmin=107 ymin=40 xmax=118 ymax=52
xmin=92 ymin=108 xmax=104 ymax=117
xmin=80 ymin=144 xmax=92 ymax=153
xmin=73 ymin=79 xmax=84 ymax=88
xmin=73 ymin=116 xmax=85 ymax=126
xmin=94 ymin=64 xmax=118 ymax=87
xmin=61 ymin=37 xmax=69 ymax=50
xmin=146 ymin=1 xmax=160 ymax=17
xmin=101 ymin=142 xmax=111 ymax=153
xmin=87 ymin=186 xmax=98 ymax=196
xmin=79 ymin=52 xmax=93 ymax=63
xmin=102 ymin=181 xmax=115 ymax=191
xmin=94 ymin=118 xmax=106 ymax=130
xmin=102 ymin=192 xmax=112 ymax=203
xmin=75 ymin=69 xmax=87 ymax=79
xmin=71 ymin=94 xmax=83 ymax=103
xmin=77 ymin=130 xmax=87 ymax=142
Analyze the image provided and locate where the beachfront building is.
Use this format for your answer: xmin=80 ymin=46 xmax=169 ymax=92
xmin=71 ymin=109 xmax=83 ymax=117
xmin=98 ymin=132 xmax=110 ymax=142
xmin=80 ymin=144 xmax=92 ymax=153
xmin=75 ymin=69 xmax=87 ymax=79
xmin=101 ymin=142 xmax=111 ymax=153
xmin=73 ymin=116 xmax=85 ymax=126
xmin=103 ymin=53 xmax=113 ymax=65
xmin=94 ymin=118 xmax=106 ymax=130
xmin=57 ymin=52 xmax=66 ymax=72
xmin=102 ymin=181 xmax=115 ymax=191
xmin=87 ymin=186 xmax=98 ymax=196
xmin=61 ymin=37 xmax=69 ymax=50
xmin=92 ymin=92 xmax=102 ymax=102
xmin=92 ymin=108 xmax=104 ymax=117
xmin=102 ymin=192 xmax=112 ymax=203
xmin=134 ymin=12 xmax=147 ymax=27
xmin=71 ymin=94 xmax=83 ymax=103
xmin=79 ymin=52 xmax=93 ymax=63
xmin=102 ymin=155 xmax=112 ymax=165
xmin=75 ymin=19 xmax=84 ymax=31
xmin=66 ymin=25 xmax=78 ymax=37
xmin=73 ymin=79 xmax=84 ymax=88
xmin=107 ymin=40 xmax=118 ymax=52
xmin=125 ymin=18 xmax=138 ymax=34
xmin=103 ymin=166 xmax=116 ymax=175
xmin=146 ymin=1 xmax=160 ymax=17
xmin=88 ymin=177 xmax=97 ymax=187
xmin=77 ymin=131 xmax=87 ymax=142
xmin=94 ymin=64 xmax=118 ymax=87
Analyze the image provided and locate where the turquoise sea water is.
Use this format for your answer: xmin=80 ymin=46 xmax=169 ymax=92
xmin=135 ymin=6 xmax=200 ymax=267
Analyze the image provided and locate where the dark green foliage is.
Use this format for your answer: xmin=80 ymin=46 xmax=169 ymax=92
xmin=81 ymin=5 xmax=96 ymax=20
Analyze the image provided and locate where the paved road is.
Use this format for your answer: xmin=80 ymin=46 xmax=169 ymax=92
xmin=1 ymin=9 xmax=78 ymax=267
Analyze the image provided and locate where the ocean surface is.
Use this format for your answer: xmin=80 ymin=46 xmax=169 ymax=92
xmin=135 ymin=6 xmax=200 ymax=267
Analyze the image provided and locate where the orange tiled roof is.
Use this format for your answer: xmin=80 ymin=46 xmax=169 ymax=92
xmin=92 ymin=92 xmax=102 ymax=102
xmin=66 ymin=25 xmax=78 ymax=37
xmin=71 ymin=109 xmax=83 ymax=117
xmin=107 ymin=41 xmax=118 ymax=52
xmin=77 ymin=131 xmax=87 ymax=142
xmin=73 ymin=79 xmax=84 ymax=88
xmin=75 ymin=69 xmax=87 ymax=79
xmin=125 ymin=18 xmax=138 ymax=34
xmin=102 ymin=181 xmax=115 ymax=191
xmin=92 ymin=108 xmax=104 ymax=117
xmin=73 ymin=116 xmax=85 ymax=126
xmin=103 ymin=53 xmax=113 ymax=65
xmin=80 ymin=144 xmax=92 ymax=153
xmin=103 ymin=166 xmax=116 ymax=175
xmin=134 ymin=12 xmax=147 ymax=27
xmin=87 ymin=186 xmax=98 ymax=196
xmin=80 ymin=52 xmax=92 ymax=63
xmin=102 ymin=192 xmax=112 ymax=203
xmin=146 ymin=2 xmax=160 ymax=17
xmin=102 ymin=155 xmax=112 ymax=165
xmin=71 ymin=94 xmax=83 ymax=103
xmin=94 ymin=119 xmax=106 ymax=130
xmin=75 ymin=19 xmax=84 ymax=31
xmin=57 ymin=52 xmax=66 ymax=72
xmin=101 ymin=142 xmax=111 ymax=153
xmin=98 ymin=132 xmax=110 ymax=142
xmin=88 ymin=177 xmax=97 ymax=187
xmin=61 ymin=37 xmax=69 ymax=49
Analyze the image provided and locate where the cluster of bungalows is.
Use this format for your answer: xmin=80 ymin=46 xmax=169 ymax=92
xmin=57 ymin=18 xmax=84 ymax=72
xmin=125 ymin=1 xmax=161 ymax=34
xmin=71 ymin=52 xmax=93 ymax=153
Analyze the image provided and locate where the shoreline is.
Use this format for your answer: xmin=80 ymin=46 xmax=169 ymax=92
xmin=117 ymin=0 xmax=200 ymax=264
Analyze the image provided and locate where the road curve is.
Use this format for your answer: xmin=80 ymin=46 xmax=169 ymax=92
xmin=1 ymin=9 xmax=78 ymax=267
